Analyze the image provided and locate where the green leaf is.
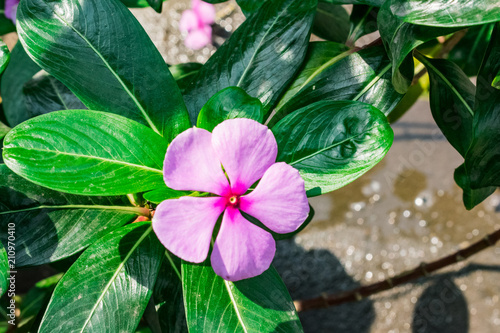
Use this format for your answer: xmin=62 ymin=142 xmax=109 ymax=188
xmin=17 ymin=0 xmax=190 ymax=142
xmin=169 ymin=63 xmax=203 ymax=82
xmin=312 ymin=3 xmax=350 ymax=43
xmin=38 ymin=223 xmax=163 ymax=333
xmin=146 ymin=252 xmax=187 ymax=333
xmin=347 ymin=5 xmax=379 ymax=46
xmin=0 ymin=38 xmax=9 ymax=75
xmin=0 ymin=164 xmax=145 ymax=267
xmin=415 ymin=53 xmax=474 ymax=157
xmin=0 ymin=244 xmax=7 ymax=297
xmin=146 ymin=0 xmax=163 ymax=13
xmin=143 ymin=187 xmax=193 ymax=205
xmin=197 ymin=87 xmax=264 ymax=132
xmin=449 ymin=24 xmax=495 ymax=77
xmin=23 ymin=70 xmax=87 ymax=117
xmin=119 ymin=0 xmax=164 ymax=7
xmin=465 ymin=23 xmax=500 ymax=188
xmin=0 ymin=0 xmax=16 ymax=35
xmin=390 ymin=0 xmax=500 ymax=28
xmin=269 ymin=43 xmax=402 ymax=127
xmin=454 ymin=164 xmax=496 ymax=210
xmin=272 ymin=100 xmax=393 ymax=197
xmin=3 ymin=110 xmax=167 ymax=196
xmin=236 ymin=0 xmax=265 ymax=16
xmin=0 ymin=42 xmax=41 ymax=126
xmin=182 ymin=0 xmax=317 ymax=123
xmin=0 ymin=121 xmax=9 ymax=140
xmin=16 ymin=274 xmax=62 ymax=333
xmin=378 ymin=1 xmax=456 ymax=93
xmin=182 ymin=262 xmax=303 ymax=333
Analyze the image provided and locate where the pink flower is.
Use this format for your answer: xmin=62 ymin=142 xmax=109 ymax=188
xmin=153 ymin=119 xmax=309 ymax=281
xmin=179 ymin=0 xmax=215 ymax=50
xmin=5 ymin=0 xmax=19 ymax=24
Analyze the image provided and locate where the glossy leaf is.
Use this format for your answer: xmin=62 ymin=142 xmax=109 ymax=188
xmin=146 ymin=252 xmax=187 ymax=333
xmin=38 ymin=223 xmax=163 ymax=333
xmin=17 ymin=0 xmax=190 ymax=142
xmin=454 ymin=164 xmax=496 ymax=210
xmin=449 ymin=24 xmax=494 ymax=77
xmin=390 ymin=0 xmax=500 ymax=28
xmin=0 ymin=121 xmax=9 ymax=140
xmin=197 ymin=87 xmax=264 ymax=132
xmin=3 ymin=110 xmax=167 ymax=196
xmin=182 ymin=0 xmax=317 ymax=123
xmin=23 ymin=70 xmax=87 ymax=118
xmin=147 ymin=0 xmax=163 ymax=13
xmin=182 ymin=262 xmax=303 ymax=333
xmin=269 ymin=44 xmax=402 ymax=127
xmin=169 ymin=62 xmax=202 ymax=82
xmin=143 ymin=187 xmax=193 ymax=205
xmin=347 ymin=5 xmax=378 ymax=46
xmin=466 ymin=24 xmax=500 ymax=188
xmin=272 ymin=100 xmax=393 ymax=197
xmin=312 ymin=3 xmax=349 ymax=43
xmin=378 ymin=1 xmax=456 ymax=93
xmin=415 ymin=53 xmax=474 ymax=157
xmin=0 ymin=38 xmax=9 ymax=75
xmin=0 ymin=42 xmax=41 ymax=126
xmin=0 ymin=244 xmax=7 ymax=297
xmin=0 ymin=164 xmax=144 ymax=267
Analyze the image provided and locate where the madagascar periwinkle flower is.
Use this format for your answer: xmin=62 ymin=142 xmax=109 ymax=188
xmin=179 ymin=0 xmax=215 ymax=50
xmin=5 ymin=0 xmax=19 ymax=24
xmin=152 ymin=119 xmax=309 ymax=281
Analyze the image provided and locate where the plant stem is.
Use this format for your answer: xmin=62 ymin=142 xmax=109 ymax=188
xmin=293 ymin=228 xmax=500 ymax=312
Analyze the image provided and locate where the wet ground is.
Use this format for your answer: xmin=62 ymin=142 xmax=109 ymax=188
xmin=134 ymin=1 xmax=500 ymax=332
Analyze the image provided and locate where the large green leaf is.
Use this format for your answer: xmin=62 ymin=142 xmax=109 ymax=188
xmin=466 ymin=24 xmax=500 ymax=188
xmin=390 ymin=0 xmax=500 ymax=28
xmin=39 ymin=223 xmax=163 ymax=333
xmin=17 ymin=0 xmax=190 ymax=142
xmin=449 ymin=24 xmax=495 ymax=77
xmin=182 ymin=0 xmax=317 ymax=123
xmin=0 ymin=244 xmax=7 ymax=297
xmin=0 ymin=164 xmax=145 ymax=267
xmin=378 ymin=1 xmax=456 ymax=93
xmin=269 ymin=43 xmax=402 ymax=127
xmin=3 ymin=110 xmax=167 ymax=195
xmin=454 ymin=164 xmax=496 ymax=210
xmin=197 ymin=86 xmax=264 ymax=132
xmin=0 ymin=38 xmax=9 ymax=75
xmin=312 ymin=3 xmax=350 ymax=43
xmin=272 ymin=100 xmax=393 ymax=197
xmin=415 ymin=53 xmax=474 ymax=157
xmin=23 ymin=70 xmax=87 ymax=117
xmin=0 ymin=42 xmax=41 ymax=127
xmin=182 ymin=262 xmax=303 ymax=333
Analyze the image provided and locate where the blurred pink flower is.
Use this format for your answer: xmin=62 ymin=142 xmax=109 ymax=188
xmin=5 ymin=0 xmax=19 ymax=24
xmin=179 ymin=0 xmax=215 ymax=50
xmin=153 ymin=119 xmax=310 ymax=281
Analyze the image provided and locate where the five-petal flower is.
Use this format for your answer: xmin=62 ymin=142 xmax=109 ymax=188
xmin=152 ymin=118 xmax=310 ymax=281
xmin=179 ymin=0 xmax=215 ymax=50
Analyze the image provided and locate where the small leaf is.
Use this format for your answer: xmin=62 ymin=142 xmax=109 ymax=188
xmin=143 ymin=187 xmax=193 ymax=204
xmin=197 ymin=87 xmax=264 ymax=131
xmin=3 ymin=110 xmax=167 ymax=196
xmin=347 ymin=5 xmax=379 ymax=45
xmin=17 ymin=0 xmax=190 ymax=142
xmin=0 ymin=42 xmax=41 ymax=126
xmin=146 ymin=0 xmax=163 ymax=13
xmin=312 ymin=3 xmax=350 ymax=43
xmin=0 ymin=38 xmax=9 ymax=75
xmin=0 ymin=164 xmax=145 ymax=267
xmin=0 ymin=0 xmax=16 ymax=35
xmin=390 ymin=0 xmax=500 ymax=28
xmin=23 ymin=70 xmax=87 ymax=117
xmin=182 ymin=0 xmax=318 ymax=123
xmin=0 ymin=244 xmax=7 ymax=297
xmin=454 ymin=164 xmax=496 ymax=210
xmin=0 ymin=121 xmax=10 ymax=140
xmin=38 ymin=223 xmax=163 ymax=333
xmin=269 ymin=43 xmax=402 ymax=127
xmin=182 ymin=262 xmax=303 ymax=333
xmin=272 ymin=100 xmax=393 ymax=197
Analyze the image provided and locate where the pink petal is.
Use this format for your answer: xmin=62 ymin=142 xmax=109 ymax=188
xmin=211 ymin=207 xmax=275 ymax=281
xmin=5 ymin=0 xmax=19 ymax=23
xmin=184 ymin=26 xmax=212 ymax=50
xmin=163 ymin=127 xmax=229 ymax=195
xmin=179 ymin=9 xmax=198 ymax=33
xmin=240 ymin=163 xmax=309 ymax=234
xmin=212 ymin=119 xmax=277 ymax=195
xmin=192 ymin=0 xmax=216 ymax=25
xmin=153 ymin=196 xmax=226 ymax=263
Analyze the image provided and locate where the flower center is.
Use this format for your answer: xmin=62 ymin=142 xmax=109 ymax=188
xmin=228 ymin=195 xmax=240 ymax=208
